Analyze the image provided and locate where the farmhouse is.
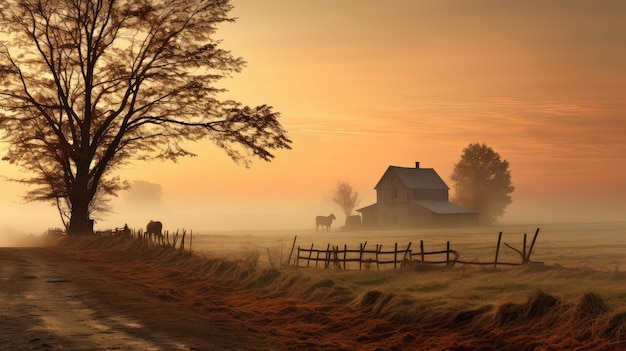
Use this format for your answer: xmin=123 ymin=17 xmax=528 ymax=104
xmin=357 ymin=162 xmax=478 ymax=228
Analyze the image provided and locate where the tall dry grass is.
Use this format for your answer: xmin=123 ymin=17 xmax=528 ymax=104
xmin=51 ymin=232 xmax=626 ymax=349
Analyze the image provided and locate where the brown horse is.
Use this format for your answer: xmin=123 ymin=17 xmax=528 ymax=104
xmin=146 ymin=220 xmax=164 ymax=243
xmin=315 ymin=214 xmax=336 ymax=232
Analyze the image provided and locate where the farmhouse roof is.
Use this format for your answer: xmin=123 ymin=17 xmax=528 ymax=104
xmin=356 ymin=203 xmax=377 ymax=213
xmin=375 ymin=164 xmax=449 ymax=190
xmin=412 ymin=200 xmax=478 ymax=214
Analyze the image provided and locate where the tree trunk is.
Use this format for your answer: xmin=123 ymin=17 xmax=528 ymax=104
xmin=67 ymin=195 xmax=94 ymax=236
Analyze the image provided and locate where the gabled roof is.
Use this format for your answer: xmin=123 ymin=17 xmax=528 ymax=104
xmin=375 ymin=166 xmax=449 ymax=190
xmin=412 ymin=200 xmax=478 ymax=214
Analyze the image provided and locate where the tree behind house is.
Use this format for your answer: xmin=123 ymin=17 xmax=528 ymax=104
xmin=450 ymin=143 xmax=514 ymax=224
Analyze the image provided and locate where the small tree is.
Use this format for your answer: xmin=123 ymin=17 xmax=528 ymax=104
xmin=0 ymin=0 xmax=291 ymax=235
xmin=450 ymin=143 xmax=514 ymax=224
xmin=331 ymin=181 xmax=360 ymax=225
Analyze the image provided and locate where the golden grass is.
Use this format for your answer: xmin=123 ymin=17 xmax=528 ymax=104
xmin=45 ymin=222 xmax=626 ymax=350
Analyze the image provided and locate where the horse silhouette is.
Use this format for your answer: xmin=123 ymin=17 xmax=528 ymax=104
xmin=315 ymin=214 xmax=336 ymax=232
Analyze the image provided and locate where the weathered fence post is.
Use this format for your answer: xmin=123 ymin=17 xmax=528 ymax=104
xmin=401 ymin=242 xmax=412 ymax=267
xmin=446 ymin=241 xmax=451 ymax=267
xmin=172 ymin=229 xmax=179 ymax=248
xmin=189 ymin=230 xmax=193 ymax=254
xmin=287 ymin=235 xmax=297 ymax=268
xmin=333 ymin=245 xmax=341 ymax=269
xmin=296 ymin=246 xmax=301 ymax=268
xmin=359 ymin=241 xmax=367 ymax=271
xmin=307 ymin=243 xmax=314 ymax=268
xmin=325 ymin=243 xmax=330 ymax=269
xmin=343 ymin=244 xmax=347 ymax=270
xmin=522 ymin=233 xmax=527 ymax=263
xmin=180 ymin=229 xmax=186 ymax=252
xmin=526 ymin=228 xmax=540 ymax=263
xmin=494 ymin=231 xmax=503 ymax=268
xmin=394 ymin=243 xmax=398 ymax=269
xmin=420 ymin=240 xmax=425 ymax=262
xmin=376 ymin=244 xmax=382 ymax=271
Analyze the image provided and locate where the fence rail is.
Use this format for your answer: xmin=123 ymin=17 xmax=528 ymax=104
xmin=74 ymin=225 xmax=194 ymax=253
xmin=294 ymin=228 xmax=541 ymax=270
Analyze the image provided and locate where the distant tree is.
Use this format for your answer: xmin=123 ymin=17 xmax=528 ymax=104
xmin=331 ymin=181 xmax=360 ymax=224
xmin=0 ymin=0 xmax=291 ymax=235
xmin=450 ymin=143 xmax=514 ymax=224
xmin=124 ymin=180 xmax=164 ymax=206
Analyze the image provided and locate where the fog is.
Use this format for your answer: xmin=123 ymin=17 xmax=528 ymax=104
xmin=1 ymin=188 xmax=625 ymax=237
xmin=0 ymin=225 xmax=46 ymax=247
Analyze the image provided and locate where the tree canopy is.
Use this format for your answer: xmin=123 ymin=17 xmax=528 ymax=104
xmin=0 ymin=0 xmax=291 ymax=235
xmin=450 ymin=143 xmax=514 ymax=224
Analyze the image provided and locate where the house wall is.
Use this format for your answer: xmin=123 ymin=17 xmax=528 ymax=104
xmin=432 ymin=213 xmax=479 ymax=226
xmin=376 ymin=172 xmax=408 ymax=227
xmin=407 ymin=202 xmax=436 ymax=226
xmin=407 ymin=203 xmax=480 ymax=227
xmin=359 ymin=207 xmax=378 ymax=228
xmin=375 ymin=171 xmax=449 ymax=227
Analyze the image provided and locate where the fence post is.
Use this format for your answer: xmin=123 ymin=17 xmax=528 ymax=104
xmin=522 ymin=233 xmax=527 ymax=264
xmin=180 ymin=229 xmax=186 ymax=252
xmin=287 ymin=235 xmax=297 ymax=268
xmin=359 ymin=242 xmax=367 ymax=271
xmin=394 ymin=243 xmax=398 ymax=269
xmin=325 ymin=243 xmax=330 ymax=269
xmin=494 ymin=231 xmax=503 ymax=268
xmin=343 ymin=244 xmax=347 ymax=270
xmin=376 ymin=245 xmax=382 ymax=271
xmin=307 ymin=243 xmax=314 ymax=268
xmin=333 ymin=245 xmax=341 ymax=269
xmin=296 ymin=246 xmax=301 ymax=268
xmin=189 ymin=230 xmax=193 ymax=254
xmin=526 ymin=228 xmax=540 ymax=263
xmin=401 ymin=242 xmax=412 ymax=267
xmin=420 ymin=240 xmax=425 ymax=262
xmin=446 ymin=241 xmax=450 ymax=267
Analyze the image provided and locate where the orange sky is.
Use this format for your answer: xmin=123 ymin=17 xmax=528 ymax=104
xmin=1 ymin=0 xmax=625 ymax=234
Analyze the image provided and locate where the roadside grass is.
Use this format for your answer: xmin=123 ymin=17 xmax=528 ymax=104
xmin=49 ymin=222 xmax=626 ymax=349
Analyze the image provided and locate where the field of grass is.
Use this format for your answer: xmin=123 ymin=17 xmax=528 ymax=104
xmin=190 ymin=222 xmax=626 ymax=327
xmin=192 ymin=221 xmax=626 ymax=270
xmin=47 ymin=221 xmax=626 ymax=350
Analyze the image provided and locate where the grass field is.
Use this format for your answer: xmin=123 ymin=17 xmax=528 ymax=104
xmin=47 ymin=221 xmax=626 ymax=350
xmin=190 ymin=221 xmax=626 ymax=309
xmin=192 ymin=221 xmax=626 ymax=269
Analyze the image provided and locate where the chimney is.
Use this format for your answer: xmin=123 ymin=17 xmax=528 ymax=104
xmin=415 ymin=162 xmax=420 ymax=169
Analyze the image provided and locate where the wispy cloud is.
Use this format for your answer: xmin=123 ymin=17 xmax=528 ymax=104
xmin=290 ymin=98 xmax=626 ymax=163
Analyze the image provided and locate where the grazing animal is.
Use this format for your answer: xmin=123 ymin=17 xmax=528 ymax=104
xmin=315 ymin=214 xmax=336 ymax=232
xmin=146 ymin=220 xmax=164 ymax=243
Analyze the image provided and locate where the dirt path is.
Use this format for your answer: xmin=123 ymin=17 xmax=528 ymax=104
xmin=0 ymin=247 xmax=286 ymax=351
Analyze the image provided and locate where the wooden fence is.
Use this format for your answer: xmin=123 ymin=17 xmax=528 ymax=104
xmin=294 ymin=228 xmax=541 ymax=270
xmin=93 ymin=225 xmax=194 ymax=253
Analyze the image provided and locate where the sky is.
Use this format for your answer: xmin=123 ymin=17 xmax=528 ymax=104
xmin=1 ymin=0 xmax=625 ymax=234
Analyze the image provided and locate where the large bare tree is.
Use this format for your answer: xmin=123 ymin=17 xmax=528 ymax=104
xmin=450 ymin=143 xmax=514 ymax=224
xmin=0 ymin=0 xmax=291 ymax=235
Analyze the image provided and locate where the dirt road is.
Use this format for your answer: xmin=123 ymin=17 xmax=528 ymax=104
xmin=0 ymin=247 xmax=285 ymax=351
